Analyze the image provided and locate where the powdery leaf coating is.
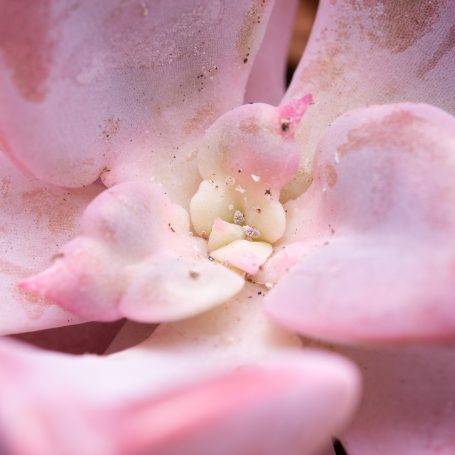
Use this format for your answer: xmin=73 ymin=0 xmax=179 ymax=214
xmin=0 ymin=151 xmax=101 ymax=335
xmin=265 ymin=103 xmax=455 ymax=345
xmin=0 ymin=291 xmax=360 ymax=455
xmin=0 ymin=0 xmax=275 ymax=207
xmin=19 ymin=181 xmax=244 ymax=323
xmin=282 ymin=0 xmax=455 ymax=200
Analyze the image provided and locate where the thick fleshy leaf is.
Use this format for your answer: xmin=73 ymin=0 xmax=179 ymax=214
xmin=337 ymin=345 xmax=455 ymax=455
xmin=196 ymin=98 xmax=312 ymax=193
xmin=265 ymin=103 xmax=455 ymax=344
xmin=0 ymin=289 xmax=360 ymax=455
xmin=282 ymin=0 xmax=455 ymax=199
xmin=244 ymin=0 xmax=298 ymax=104
xmin=0 ymin=0 xmax=276 ymax=207
xmin=0 ymin=151 xmax=101 ymax=335
xmin=20 ymin=181 xmax=244 ymax=322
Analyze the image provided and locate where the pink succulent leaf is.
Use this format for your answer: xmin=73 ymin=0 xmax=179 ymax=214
xmin=337 ymin=344 xmax=455 ymax=455
xmin=282 ymin=0 xmax=455 ymax=200
xmin=244 ymin=0 xmax=298 ymax=105
xmin=265 ymin=103 xmax=455 ymax=345
xmin=0 ymin=151 xmax=103 ymax=335
xmin=196 ymin=97 xmax=312 ymax=191
xmin=0 ymin=292 xmax=360 ymax=455
xmin=19 ymin=181 xmax=244 ymax=323
xmin=0 ymin=1 xmax=453 ymax=453
xmin=0 ymin=0 xmax=275 ymax=207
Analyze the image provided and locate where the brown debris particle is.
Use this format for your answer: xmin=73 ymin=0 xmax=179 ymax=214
xmin=100 ymin=117 xmax=120 ymax=141
xmin=280 ymin=119 xmax=291 ymax=132
xmin=236 ymin=0 xmax=269 ymax=62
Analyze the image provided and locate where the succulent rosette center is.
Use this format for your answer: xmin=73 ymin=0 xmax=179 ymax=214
xmin=190 ymin=95 xmax=312 ymax=277
xmin=17 ymin=95 xmax=312 ymax=325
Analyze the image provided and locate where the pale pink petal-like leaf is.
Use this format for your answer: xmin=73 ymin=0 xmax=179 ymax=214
xmin=20 ymin=181 xmax=244 ymax=322
xmin=0 ymin=151 xmax=101 ymax=335
xmin=0 ymin=0 xmax=276 ymax=207
xmin=337 ymin=345 xmax=455 ymax=455
xmin=245 ymin=0 xmax=298 ymax=104
xmin=0 ymin=293 xmax=360 ymax=455
xmin=265 ymin=103 xmax=455 ymax=344
xmin=282 ymin=0 xmax=455 ymax=199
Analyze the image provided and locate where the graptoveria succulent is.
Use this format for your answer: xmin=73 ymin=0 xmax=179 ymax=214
xmin=0 ymin=1 xmax=454 ymax=454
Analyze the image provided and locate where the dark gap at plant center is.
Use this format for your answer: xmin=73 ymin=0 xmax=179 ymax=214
xmin=286 ymin=0 xmax=319 ymax=87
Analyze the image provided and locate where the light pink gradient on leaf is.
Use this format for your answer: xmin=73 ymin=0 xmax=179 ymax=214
xmin=0 ymin=0 xmax=275 ymax=207
xmin=0 ymin=152 xmax=101 ymax=335
xmin=0 ymin=291 xmax=360 ymax=455
xmin=0 ymin=1 xmax=453 ymax=454
xmin=197 ymin=97 xmax=312 ymax=192
xmin=282 ymin=0 xmax=455 ymax=200
xmin=19 ymin=181 xmax=243 ymax=322
xmin=245 ymin=0 xmax=298 ymax=104
xmin=266 ymin=103 xmax=455 ymax=345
